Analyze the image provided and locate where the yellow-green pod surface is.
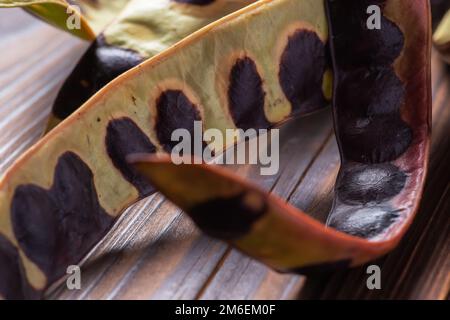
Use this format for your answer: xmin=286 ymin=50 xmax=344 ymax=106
xmin=47 ymin=0 xmax=259 ymax=130
xmin=67 ymin=0 xmax=130 ymax=34
xmin=0 ymin=0 xmax=330 ymax=299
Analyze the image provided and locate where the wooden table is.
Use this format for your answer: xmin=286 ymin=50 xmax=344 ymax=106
xmin=0 ymin=9 xmax=448 ymax=300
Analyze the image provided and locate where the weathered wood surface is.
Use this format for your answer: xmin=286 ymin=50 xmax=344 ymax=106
xmin=0 ymin=9 xmax=448 ymax=300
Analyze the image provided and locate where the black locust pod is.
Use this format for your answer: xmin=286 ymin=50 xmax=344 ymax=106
xmin=325 ymin=0 xmax=431 ymax=238
xmin=0 ymin=0 xmax=330 ymax=299
xmin=47 ymin=0 xmax=258 ymax=130
xmin=132 ymin=0 xmax=431 ymax=274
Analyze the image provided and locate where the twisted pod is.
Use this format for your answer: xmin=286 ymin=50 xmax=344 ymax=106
xmin=0 ymin=0 xmax=430 ymax=299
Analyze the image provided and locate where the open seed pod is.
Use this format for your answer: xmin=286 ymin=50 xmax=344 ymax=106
xmin=47 ymin=0 xmax=258 ymax=131
xmin=0 ymin=0 xmax=330 ymax=299
xmin=132 ymin=0 xmax=431 ymax=276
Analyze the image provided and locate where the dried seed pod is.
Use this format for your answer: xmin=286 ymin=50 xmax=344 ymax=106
xmin=47 ymin=0 xmax=258 ymax=130
xmin=133 ymin=0 xmax=431 ymax=275
xmin=0 ymin=0 xmax=330 ymax=299
xmin=325 ymin=0 xmax=430 ymax=239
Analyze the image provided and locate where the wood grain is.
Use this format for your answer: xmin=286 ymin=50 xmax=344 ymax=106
xmin=0 ymin=9 xmax=448 ymax=300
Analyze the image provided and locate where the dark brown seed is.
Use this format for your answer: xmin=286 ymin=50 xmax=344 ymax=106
xmin=52 ymin=36 xmax=143 ymax=120
xmin=11 ymin=152 xmax=114 ymax=282
xmin=155 ymin=90 xmax=202 ymax=153
xmin=327 ymin=205 xmax=401 ymax=239
xmin=0 ymin=234 xmax=37 ymax=300
xmin=228 ymin=57 xmax=270 ymax=130
xmin=279 ymin=30 xmax=327 ymax=115
xmin=337 ymin=163 xmax=407 ymax=205
xmin=336 ymin=68 xmax=405 ymax=117
xmin=327 ymin=0 xmax=404 ymax=69
xmin=106 ymin=117 xmax=156 ymax=197
xmin=188 ymin=192 xmax=267 ymax=240
xmin=335 ymin=68 xmax=411 ymax=163
xmin=339 ymin=115 xmax=412 ymax=163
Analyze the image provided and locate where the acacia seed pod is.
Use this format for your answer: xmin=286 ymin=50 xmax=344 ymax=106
xmin=0 ymin=0 xmax=331 ymax=299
